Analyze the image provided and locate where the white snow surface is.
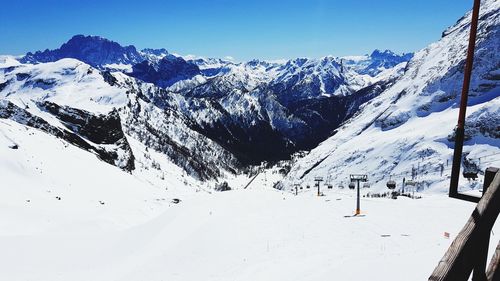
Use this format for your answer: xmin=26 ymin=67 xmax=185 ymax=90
xmin=0 ymin=119 xmax=200 ymax=235
xmin=0 ymin=121 xmax=498 ymax=281
xmin=0 ymin=1 xmax=499 ymax=280
xmin=103 ymin=63 xmax=133 ymax=73
xmin=1 ymin=58 xmax=128 ymax=114
xmin=0 ymin=55 xmax=21 ymax=67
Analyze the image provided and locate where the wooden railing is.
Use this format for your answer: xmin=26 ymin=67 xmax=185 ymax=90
xmin=429 ymin=167 xmax=500 ymax=281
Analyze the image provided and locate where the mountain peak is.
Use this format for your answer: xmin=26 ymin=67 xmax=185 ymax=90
xmin=369 ymin=49 xmax=413 ymax=59
xmin=21 ymin=34 xmax=143 ymax=67
xmin=69 ymin=34 xmax=109 ymax=42
xmin=370 ymin=49 xmax=396 ymax=57
xmin=141 ymin=48 xmax=169 ymax=57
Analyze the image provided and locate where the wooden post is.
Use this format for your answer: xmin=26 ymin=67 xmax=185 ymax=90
xmin=429 ymin=170 xmax=500 ymax=281
xmin=486 ymin=241 xmax=500 ymax=281
xmin=484 ymin=168 xmax=500 ymax=194
xmin=474 ymin=168 xmax=500 ymax=281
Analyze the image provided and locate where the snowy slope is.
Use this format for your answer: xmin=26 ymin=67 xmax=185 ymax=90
xmin=1 ymin=3 xmax=500 ymax=281
xmin=0 ymin=58 xmax=241 ymax=180
xmin=0 ymin=55 xmax=21 ymax=68
xmin=0 ymin=173 xmax=498 ymax=281
xmin=281 ymin=0 xmax=500 ymax=192
xmin=1 ymin=99 xmax=499 ymax=281
xmin=1 ymin=59 xmax=128 ymax=113
xmin=0 ymin=118 xmax=199 ymax=235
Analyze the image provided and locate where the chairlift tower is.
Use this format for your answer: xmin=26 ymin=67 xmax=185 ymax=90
xmin=350 ymin=174 xmax=368 ymax=215
xmin=293 ymin=183 xmax=300 ymax=196
xmin=314 ymin=177 xmax=324 ymax=196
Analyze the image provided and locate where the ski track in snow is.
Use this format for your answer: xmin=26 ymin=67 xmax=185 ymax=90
xmin=0 ymin=119 xmax=499 ymax=281
xmin=0 ymin=1 xmax=499 ymax=280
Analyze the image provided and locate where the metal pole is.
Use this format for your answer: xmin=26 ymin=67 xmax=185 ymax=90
xmin=450 ymin=0 xmax=481 ymax=198
xmin=356 ymin=180 xmax=361 ymax=215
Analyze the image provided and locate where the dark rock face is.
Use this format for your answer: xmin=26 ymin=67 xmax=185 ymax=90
xmin=286 ymin=78 xmax=397 ymax=149
xmin=181 ymin=78 xmax=396 ymax=165
xmin=448 ymin=110 xmax=500 ymax=142
xmin=130 ymin=55 xmax=201 ymax=88
xmin=192 ymin=115 xmax=295 ymax=165
xmin=101 ymin=71 xmax=118 ymax=86
xmin=0 ymin=80 xmax=9 ymax=92
xmin=20 ymin=35 xmax=145 ymax=67
xmin=0 ymin=100 xmax=135 ymax=171
xmin=121 ymin=93 xmax=241 ymax=180
xmin=19 ymin=35 xmax=201 ymax=88
xmin=39 ymin=101 xmax=127 ymax=145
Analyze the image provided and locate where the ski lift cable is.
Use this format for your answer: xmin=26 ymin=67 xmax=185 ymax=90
xmin=479 ymin=152 xmax=500 ymax=158
xmin=337 ymin=157 xmax=497 ymax=184
xmin=427 ymin=152 xmax=457 ymax=160
xmin=478 ymin=158 xmax=500 ymax=165
xmin=469 ymin=151 xmax=500 ymax=159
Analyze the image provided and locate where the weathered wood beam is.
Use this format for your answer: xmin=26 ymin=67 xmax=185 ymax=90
xmin=486 ymin=241 xmax=500 ymax=281
xmin=429 ymin=171 xmax=500 ymax=281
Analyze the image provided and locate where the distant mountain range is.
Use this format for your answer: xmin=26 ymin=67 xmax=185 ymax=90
xmin=15 ymin=35 xmax=413 ymax=164
xmin=4 ymin=0 xmax=497 ymax=189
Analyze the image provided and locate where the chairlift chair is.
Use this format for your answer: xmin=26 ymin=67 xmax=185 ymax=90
xmin=462 ymin=171 xmax=478 ymax=180
xmin=348 ymin=182 xmax=355 ymax=189
xmin=363 ymin=183 xmax=370 ymax=188
xmin=405 ymin=180 xmax=416 ymax=186
xmin=386 ymin=180 xmax=396 ymax=190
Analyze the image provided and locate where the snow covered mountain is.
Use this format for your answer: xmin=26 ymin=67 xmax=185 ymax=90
xmin=0 ymin=58 xmax=241 ymax=181
xmin=16 ymin=34 xmax=415 ymax=165
xmin=6 ymin=0 xmax=498 ymax=191
xmin=20 ymin=35 xmax=146 ymax=67
xmin=130 ymin=54 xmax=201 ymax=88
xmin=280 ymin=0 xmax=500 ymax=192
xmin=2 ymin=3 xmax=500 ymax=281
xmin=159 ymin=55 xmax=403 ymax=163
xmin=343 ymin=49 xmax=413 ymax=77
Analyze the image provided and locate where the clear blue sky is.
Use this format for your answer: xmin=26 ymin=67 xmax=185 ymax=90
xmin=1 ymin=0 xmax=474 ymax=61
